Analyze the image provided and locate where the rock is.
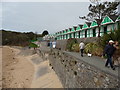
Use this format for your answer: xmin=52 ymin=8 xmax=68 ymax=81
xmin=94 ymin=77 xmax=98 ymax=83
xmin=118 ymin=57 xmax=120 ymax=61
xmin=26 ymin=79 xmax=29 ymax=80
xmin=78 ymin=68 xmax=80 ymax=70
xmin=81 ymin=64 xmax=85 ymax=67
xmin=11 ymin=68 xmax=14 ymax=70
xmin=73 ymin=75 xmax=75 ymax=78
xmin=87 ymin=66 xmax=91 ymax=70
xmin=104 ymin=84 xmax=108 ymax=88
xmin=105 ymin=77 xmax=109 ymax=82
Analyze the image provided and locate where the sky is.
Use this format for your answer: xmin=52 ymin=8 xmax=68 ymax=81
xmin=1 ymin=0 xmax=115 ymax=34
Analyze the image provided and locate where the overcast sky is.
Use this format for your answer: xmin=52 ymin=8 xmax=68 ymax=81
xmin=1 ymin=0 xmax=115 ymax=34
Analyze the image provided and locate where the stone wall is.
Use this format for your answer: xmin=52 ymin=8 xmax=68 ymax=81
xmin=56 ymin=39 xmax=68 ymax=50
xmin=38 ymin=49 xmax=119 ymax=88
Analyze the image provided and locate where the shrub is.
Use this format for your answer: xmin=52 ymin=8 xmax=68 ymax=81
xmin=100 ymin=28 xmax=120 ymax=47
xmin=71 ymin=43 xmax=79 ymax=52
xmin=29 ymin=43 xmax=38 ymax=48
xmin=84 ymin=43 xmax=103 ymax=56
xmin=66 ymin=38 xmax=78 ymax=51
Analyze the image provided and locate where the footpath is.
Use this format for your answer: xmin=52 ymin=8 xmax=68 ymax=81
xmin=64 ymin=51 xmax=119 ymax=78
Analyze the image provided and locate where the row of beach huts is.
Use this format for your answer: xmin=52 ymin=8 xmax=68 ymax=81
xmin=43 ymin=15 xmax=120 ymax=40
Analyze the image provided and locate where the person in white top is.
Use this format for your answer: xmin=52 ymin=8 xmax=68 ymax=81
xmin=52 ymin=41 xmax=56 ymax=48
xmin=79 ymin=41 xmax=85 ymax=57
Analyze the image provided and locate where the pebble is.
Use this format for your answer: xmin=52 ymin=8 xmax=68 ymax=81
xmin=81 ymin=64 xmax=85 ymax=67
xmin=78 ymin=68 xmax=80 ymax=70
xmin=87 ymin=66 xmax=91 ymax=70
xmin=26 ymin=79 xmax=29 ymax=80
xmin=11 ymin=68 xmax=14 ymax=70
xmin=105 ymin=77 xmax=109 ymax=82
xmin=104 ymin=84 xmax=108 ymax=88
xmin=94 ymin=77 xmax=98 ymax=83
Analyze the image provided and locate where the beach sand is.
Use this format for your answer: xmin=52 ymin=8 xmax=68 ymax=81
xmin=1 ymin=46 xmax=63 ymax=88
xmin=2 ymin=46 xmax=34 ymax=88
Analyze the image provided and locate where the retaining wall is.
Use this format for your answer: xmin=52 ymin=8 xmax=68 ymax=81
xmin=38 ymin=49 xmax=119 ymax=88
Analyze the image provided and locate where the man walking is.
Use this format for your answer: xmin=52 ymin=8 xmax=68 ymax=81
xmin=104 ymin=40 xmax=116 ymax=70
xmin=79 ymin=41 xmax=85 ymax=57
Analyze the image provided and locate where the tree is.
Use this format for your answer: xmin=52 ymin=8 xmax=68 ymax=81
xmin=79 ymin=1 xmax=119 ymax=37
xmin=42 ymin=30 xmax=49 ymax=36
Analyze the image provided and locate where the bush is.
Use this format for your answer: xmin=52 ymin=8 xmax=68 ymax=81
xmin=29 ymin=43 xmax=38 ymax=48
xmin=84 ymin=43 xmax=103 ymax=56
xmin=66 ymin=38 xmax=78 ymax=51
xmin=100 ymin=28 xmax=120 ymax=47
xmin=71 ymin=43 xmax=79 ymax=52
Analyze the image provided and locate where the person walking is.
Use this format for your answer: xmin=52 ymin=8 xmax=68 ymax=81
xmin=79 ymin=41 xmax=85 ymax=57
xmin=50 ymin=41 xmax=52 ymax=48
xmin=52 ymin=41 xmax=56 ymax=48
xmin=103 ymin=40 xmax=116 ymax=70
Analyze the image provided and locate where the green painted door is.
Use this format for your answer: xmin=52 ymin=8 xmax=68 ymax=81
xmin=66 ymin=34 xmax=68 ymax=39
xmin=70 ymin=33 xmax=72 ymax=38
xmin=93 ymin=28 xmax=96 ymax=37
xmin=79 ymin=31 xmax=80 ymax=38
xmin=85 ymin=30 xmax=87 ymax=38
xmin=74 ymin=32 xmax=75 ymax=38
xmin=104 ymin=26 xmax=107 ymax=34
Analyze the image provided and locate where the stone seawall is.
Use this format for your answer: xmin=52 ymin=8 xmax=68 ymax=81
xmin=37 ymin=49 xmax=119 ymax=88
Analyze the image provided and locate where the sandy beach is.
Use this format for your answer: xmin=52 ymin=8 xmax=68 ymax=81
xmin=2 ymin=46 xmax=34 ymax=88
xmin=1 ymin=46 xmax=63 ymax=88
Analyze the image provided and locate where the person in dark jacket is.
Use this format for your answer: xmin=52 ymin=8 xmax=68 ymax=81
xmin=103 ymin=40 xmax=116 ymax=70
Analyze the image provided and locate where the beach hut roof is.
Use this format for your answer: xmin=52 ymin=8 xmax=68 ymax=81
xmin=116 ymin=15 xmax=120 ymax=22
xmin=85 ymin=22 xmax=91 ymax=27
xmin=109 ymin=15 xmax=118 ymax=22
xmin=78 ymin=24 xmax=83 ymax=29
xmin=101 ymin=15 xmax=118 ymax=25
xmin=95 ymin=19 xmax=102 ymax=25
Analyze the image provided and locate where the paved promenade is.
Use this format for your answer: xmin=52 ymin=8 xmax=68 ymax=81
xmin=64 ymin=51 xmax=119 ymax=78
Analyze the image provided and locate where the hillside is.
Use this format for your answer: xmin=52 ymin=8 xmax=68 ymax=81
xmin=1 ymin=30 xmax=42 ymax=46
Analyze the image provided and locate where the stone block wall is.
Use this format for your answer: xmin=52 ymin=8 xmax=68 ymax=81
xmin=56 ymin=39 xmax=68 ymax=50
xmin=47 ymin=49 xmax=119 ymax=88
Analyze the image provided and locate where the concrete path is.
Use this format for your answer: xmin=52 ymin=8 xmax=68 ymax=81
xmin=64 ymin=51 xmax=119 ymax=78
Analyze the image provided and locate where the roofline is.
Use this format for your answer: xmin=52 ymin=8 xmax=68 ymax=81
xmin=101 ymin=15 xmax=114 ymax=25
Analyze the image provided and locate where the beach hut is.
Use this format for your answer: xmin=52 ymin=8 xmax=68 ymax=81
xmin=90 ymin=19 xmax=102 ymax=37
xmin=72 ymin=26 xmax=77 ymax=38
xmin=100 ymin=15 xmax=118 ymax=36
xmin=75 ymin=24 xmax=83 ymax=38
xmin=65 ymin=29 xmax=68 ymax=39
xmin=66 ymin=28 xmax=71 ymax=39
xmin=68 ymin=28 xmax=72 ymax=39
xmin=115 ymin=15 xmax=120 ymax=29
xmin=70 ymin=26 xmax=76 ymax=38
xmin=81 ymin=22 xmax=91 ymax=38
